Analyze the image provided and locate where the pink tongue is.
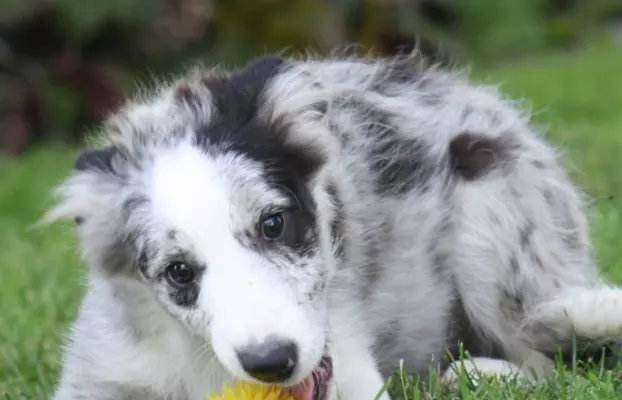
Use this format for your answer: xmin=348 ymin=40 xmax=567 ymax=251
xmin=287 ymin=376 xmax=315 ymax=400
xmin=286 ymin=364 xmax=331 ymax=400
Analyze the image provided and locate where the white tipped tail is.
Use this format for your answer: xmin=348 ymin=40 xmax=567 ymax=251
xmin=524 ymin=286 xmax=622 ymax=342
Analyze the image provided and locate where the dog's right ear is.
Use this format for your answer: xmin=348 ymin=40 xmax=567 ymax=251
xmin=41 ymin=146 xmax=123 ymax=227
xmin=73 ymin=146 xmax=119 ymax=174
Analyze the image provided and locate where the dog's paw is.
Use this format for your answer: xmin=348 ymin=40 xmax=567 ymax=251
xmin=441 ymin=357 xmax=531 ymax=387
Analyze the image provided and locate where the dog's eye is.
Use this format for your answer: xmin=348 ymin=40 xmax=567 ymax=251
xmin=261 ymin=213 xmax=285 ymax=240
xmin=165 ymin=262 xmax=195 ymax=287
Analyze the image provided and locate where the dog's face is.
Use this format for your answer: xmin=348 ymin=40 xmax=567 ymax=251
xmin=47 ymin=57 xmax=340 ymax=392
xmin=138 ymin=141 xmax=331 ymax=384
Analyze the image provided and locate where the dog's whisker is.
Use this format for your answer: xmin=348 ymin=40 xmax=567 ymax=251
xmin=181 ymin=343 xmax=210 ymax=374
xmin=198 ymin=353 xmax=220 ymax=380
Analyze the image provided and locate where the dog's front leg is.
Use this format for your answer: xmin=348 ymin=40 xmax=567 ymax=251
xmin=327 ymin=334 xmax=391 ymax=400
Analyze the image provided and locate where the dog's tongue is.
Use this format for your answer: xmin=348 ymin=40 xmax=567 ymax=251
xmin=286 ymin=360 xmax=332 ymax=400
xmin=287 ymin=376 xmax=316 ymax=400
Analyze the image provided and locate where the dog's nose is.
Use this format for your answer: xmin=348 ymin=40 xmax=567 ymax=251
xmin=236 ymin=337 xmax=298 ymax=383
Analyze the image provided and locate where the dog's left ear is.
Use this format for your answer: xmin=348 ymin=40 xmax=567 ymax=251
xmin=259 ymin=66 xmax=337 ymax=180
xmin=206 ymin=55 xmax=336 ymax=180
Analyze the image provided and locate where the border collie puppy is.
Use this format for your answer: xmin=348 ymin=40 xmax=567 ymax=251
xmin=46 ymin=54 xmax=622 ymax=400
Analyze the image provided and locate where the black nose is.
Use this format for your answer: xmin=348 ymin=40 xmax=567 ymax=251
xmin=236 ymin=338 xmax=298 ymax=383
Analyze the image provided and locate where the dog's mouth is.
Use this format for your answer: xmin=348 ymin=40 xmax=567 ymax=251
xmin=286 ymin=356 xmax=333 ymax=400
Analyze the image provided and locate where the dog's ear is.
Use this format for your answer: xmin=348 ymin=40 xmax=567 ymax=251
xmin=69 ymin=147 xmax=121 ymax=225
xmin=207 ymin=55 xmax=336 ymax=181
xmin=259 ymin=67 xmax=337 ymax=180
xmin=44 ymin=145 xmax=140 ymax=276
xmin=73 ymin=146 xmax=119 ymax=174
xmin=43 ymin=146 xmax=124 ymax=226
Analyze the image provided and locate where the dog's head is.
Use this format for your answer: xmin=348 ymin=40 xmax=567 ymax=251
xmin=46 ymin=56 xmax=342 ymax=394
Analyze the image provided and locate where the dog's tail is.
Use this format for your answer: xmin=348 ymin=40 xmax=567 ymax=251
xmin=523 ymin=286 xmax=622 ymax=345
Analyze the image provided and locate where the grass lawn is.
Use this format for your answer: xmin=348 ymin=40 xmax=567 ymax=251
xmin=1 ymin=43 xmax=622 ymax=399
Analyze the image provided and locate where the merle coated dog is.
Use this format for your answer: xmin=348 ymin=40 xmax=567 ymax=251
xmin=46 ymin=54 xmax=622 ymax=400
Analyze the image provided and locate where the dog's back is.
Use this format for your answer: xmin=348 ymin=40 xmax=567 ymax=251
xmin=297 ymin=54 xmax=619 ymax=378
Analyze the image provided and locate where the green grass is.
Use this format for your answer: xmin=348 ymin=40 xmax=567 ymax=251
xmin=1 ymin=43 xmax=622 ymax=399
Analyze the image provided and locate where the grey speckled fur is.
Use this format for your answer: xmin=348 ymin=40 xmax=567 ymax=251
xmin=45 ymin=53 xmax=622 ymax=400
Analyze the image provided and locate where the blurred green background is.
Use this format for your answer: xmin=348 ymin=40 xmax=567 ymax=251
xmin=2 ymin=0 xmax=622 ymax=153
xmin=1 ymin=0 xmax=622 ymax=398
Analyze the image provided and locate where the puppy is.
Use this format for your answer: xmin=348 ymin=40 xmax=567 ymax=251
xmin=46 ymin=54 xmax=622 ymax=400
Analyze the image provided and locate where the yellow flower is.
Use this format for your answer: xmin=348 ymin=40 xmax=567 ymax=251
xmin=207 ymin=381 xmax=294 ymax=400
